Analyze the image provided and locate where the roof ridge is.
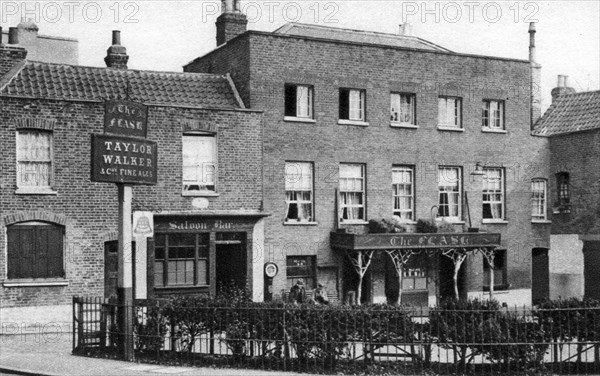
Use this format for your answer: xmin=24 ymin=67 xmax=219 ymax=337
xmin=24 ymin=60 xmax=228 ymax=79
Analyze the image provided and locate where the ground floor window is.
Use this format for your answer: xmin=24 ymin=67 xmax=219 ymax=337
xmin=286 ymin=256 xmax=316 ymax=290
xmin=6 ymin=222 xmax=64 ymax=279
xmin=154 ymin=233 xmax=209 ymax=287
xmin=483 ymin=249 xmax=507 ymax=289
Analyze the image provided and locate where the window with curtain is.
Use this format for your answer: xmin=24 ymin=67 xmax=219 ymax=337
xmin=438 ymin=96 xmax=462 ymax=128
xmin=482 ymin=168 xmax=505 ymax=220
xmin=339 ymin=164 xmax=365 ymax=222
xmin=482 ymin=100 xmax=505 ymax=129
xmin=531 ymin=179 xmax=547 ymax=221
xmin=17 ymin=130 xmax=53 ymax=190
xmin=392 ymin=166 xmax=414 ymax=220
xmin=390 ymin=93 xmax=416 ymax=125
xmin=285 ymin=84 xmax=314 ymax=119
xmin=437 ymin=167 xmax=461 ymax=221
xmin=182 ymin=135 xmax=216 ymax=193
xmin=556 ymin=172 xmax=570 ymax=208
xmin=154 ymin=233 xmax=209 ymax=287
xmin=285 ymin=162 xmax=314 ymax=222
xmin=339 ymin=88 xmax=366 ymax=121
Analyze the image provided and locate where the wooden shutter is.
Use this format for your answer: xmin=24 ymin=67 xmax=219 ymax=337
xmin=6 ymin=224 xmax=63 ymax=279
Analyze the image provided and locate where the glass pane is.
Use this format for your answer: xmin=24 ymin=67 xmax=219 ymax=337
xmin=414 ymin=277 xmax=427 ymax=290
xmin=197 ymin=259 xmax=208 ymax=285
xmin=169 ymin=233 xmax=196 ymax=247
xmin=402 ymin=278 xmax=415 ymax=290
xmin=155 ymin=247 xmax=165 ymax=260
xmin=154 ymin=262 xmax=163 ymax=287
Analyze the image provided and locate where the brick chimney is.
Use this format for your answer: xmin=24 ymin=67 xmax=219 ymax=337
xmin=104 ymin=30 xmax=129 ymax=69
xmin=16 ymin=18 xmax=39 ymax=45
xmin=0 ymin=26 xmax=28 ymax=78
xmin=551 ymin=75 xmax=576 ymax=102
xmin=529 ymin=22 xmax=542 ymax=129
xmin=216 ymin=0 xmax=247 ymax=46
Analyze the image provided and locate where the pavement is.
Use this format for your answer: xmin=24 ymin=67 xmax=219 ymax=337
xmin=0 ymin=332 xmax=307 ymax=376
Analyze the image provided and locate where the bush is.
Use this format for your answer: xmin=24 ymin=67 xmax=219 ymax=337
xmin=416 ymin=219 xmax=437 ymax=233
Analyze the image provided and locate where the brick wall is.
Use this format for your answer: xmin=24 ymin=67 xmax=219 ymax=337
xmin=191 ymin=32 xmax=551 ymax=302
xmin=0 ymin=97 xmax=262 ymax=307
xmin=549 ymin=130 xmax=600 ymax=234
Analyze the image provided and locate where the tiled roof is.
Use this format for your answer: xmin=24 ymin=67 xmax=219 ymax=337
xmin=0 ymin=61 xmax=242 ymax=108
xmin=533 ymin=91 xmax=600 ymax=136
xmin=273 ymin=23 xmax=452 ymax=53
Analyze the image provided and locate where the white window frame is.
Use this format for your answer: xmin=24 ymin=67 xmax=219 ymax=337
xmin=482 ymin=100 xmax=505 ymax=130
xmin=531 ymin=179 xmax=547 ymax=221
xmin=390 ymin=93 xmax=417 ymax=126
xmin=339 ymin=88 xmax=366 ymax=122
xmin=284 ymin=84 xmax=314 ymax=121
xmin=392 ymin=166 xmax=415 ymax=221
xmin=339 ymin=163 xmax=366 ymax=223
xmin=284 ymin=162 xmax=314 ymax=223
xmin=482 ymin=168 xmax=505 ymax=222
xmin=182 ymin=134 xmax=217 ymax=196
xmin=438 ymin=96 xmax=462 ymax=129
xmin=16 ymin=130 xmax=55 ymax=194
xmin=437 ymin=167 xmax=462 ymax=222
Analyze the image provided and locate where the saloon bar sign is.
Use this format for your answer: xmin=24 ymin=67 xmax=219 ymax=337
xmin=104 ymin=99 xmax=148 ymax=138
xmin=91 ymin=134 xmax=157 ymax=184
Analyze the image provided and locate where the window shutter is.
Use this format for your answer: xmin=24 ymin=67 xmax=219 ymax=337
xmin=339 ymin=89 xmax=349 ymax=119
xmin=46 ymin=225 xmax=65 ymax=278
xmin=284 ymin=85 xmax=297 ymax=117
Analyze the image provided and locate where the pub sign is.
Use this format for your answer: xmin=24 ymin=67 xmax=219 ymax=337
xmin=104 ymin=99 xmax=148 ymax=138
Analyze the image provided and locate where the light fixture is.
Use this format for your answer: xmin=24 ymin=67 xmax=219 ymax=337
xmin=471 ymin=162 xmax=484 ymax=176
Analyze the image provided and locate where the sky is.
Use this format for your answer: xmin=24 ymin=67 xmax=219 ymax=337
xmin=1 ymin=0 xmax=599 ymax=112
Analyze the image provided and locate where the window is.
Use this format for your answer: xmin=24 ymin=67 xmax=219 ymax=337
xmin=438 ymin=96 xmax=462 ymax=128
xmin=6 ymin=222 xmax=64 ymax=279
xmin=154 ymin=233 xmax=209 ymax=287
xmin=531 ymin=179 xmax=547 ymax=221
xmin=402 ymin=262 xmax=428 ymax=291
xmin=482 ymin=100 xmax=505 ymax=130
xmin=390 ymin=93 xmax=416 ymax=125
xmin=285 ymin=84 xmax=314 ymax=119
xmin=286 ymin=256 xmax=316 ymax=290
xmin=437 ymin=167 xmax=462 ymax=221
xmin=339 ymin=88 xmax=366 ymax=122
xmin=182 ymin=135 xmax=216 ymax=194
xmin=339 ymin=164 xmax=366 ymax=222
xmin=392 ymin=166 xmax=414 ymax=220
xmin=483 ymin=249 xmax=507 ymax=289
xmin=556 ymin=172 xmax=570 ymax=211
xmin=285 ymin=162 xmax=314 ymax=222
xmin=16 ymin=130 xmax=53 ymax=191
xmin=482 ymin=168 xmax=505 ymax=221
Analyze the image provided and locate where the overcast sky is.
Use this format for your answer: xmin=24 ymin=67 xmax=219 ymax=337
xmin=1 ymin=1 xmax=598 ymax=111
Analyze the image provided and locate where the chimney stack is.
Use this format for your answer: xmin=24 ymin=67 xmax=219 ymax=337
xmin=399 ymin=23 xmax=413 ymax=36
xmin=529 ymin=22 xmax=542 ymax=129
xmin=216 ymin=0 xmax=247 ymax=46
xmin=8 ymin=27 xmax=19 ymax=44
xmin=551 ymin=74 xmax=576 ymax=102
xmin=104 ymin=30 xmax=129 ymax=69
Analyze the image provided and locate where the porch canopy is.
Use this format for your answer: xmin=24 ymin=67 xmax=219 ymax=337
xmin=330 ymin=231 xmax=502 ymax=302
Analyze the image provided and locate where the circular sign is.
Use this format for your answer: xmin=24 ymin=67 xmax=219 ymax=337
xmin=192 ymin=197 xmax=210 ymax=209
xmin=264 ymin=262 xmax=278 ymax=278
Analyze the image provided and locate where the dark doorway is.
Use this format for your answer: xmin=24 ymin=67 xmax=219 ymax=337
xmin=215 ymin=232 xmax=247 ymax=293
xmin=438 ymin=254 xmax=466 ymax=301
xmin=342 ymin=255 xmax=371 ymax=304
xmin=583 ymin=241 xmax=600 ymax=300
xmin=532 ymin=248 xmax=549 ymax=304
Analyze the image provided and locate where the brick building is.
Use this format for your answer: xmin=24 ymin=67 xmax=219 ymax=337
xmin=0 ymin=29 xmax=265 ymax=318
xmin=533 ymin=77 xmax=600 ymax=301
xmin=1 ymin=20 xmax=78 ymax=65
xmin=184 ymin=2 xmax=551 ymax=306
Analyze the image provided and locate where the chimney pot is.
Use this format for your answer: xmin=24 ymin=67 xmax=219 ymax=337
xmin=399 ymin=23 xmax=413 ymax=36
xmin=112 ymin=30 xmax=121 ymax=45
xmin=528 ymin=22 xmax=536 ymax=32
xmin=8 ymin=27 xmax=19 ymax=44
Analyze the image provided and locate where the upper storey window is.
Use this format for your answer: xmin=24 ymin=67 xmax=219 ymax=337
xmin=285 ymin=84 xmax=314 ymax=120
xmin=339 ymin=89 xmax=366 ymax=123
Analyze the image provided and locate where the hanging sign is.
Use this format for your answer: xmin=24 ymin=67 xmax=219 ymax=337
xmin=91 ymin=134 xmax=157 ymax=185
xmin=104 ymin=99 xmax=148 ymax=138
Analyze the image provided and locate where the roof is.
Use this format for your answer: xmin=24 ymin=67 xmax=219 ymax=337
xmin=0 ymin=61 xmax=243 ymax=109
xmin=533 ymin=91 xmax=600 ymax=136
xmin=273 ymin=23 xmax=453 ymax=53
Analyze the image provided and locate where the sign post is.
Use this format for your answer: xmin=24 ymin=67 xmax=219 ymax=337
xmin=92 ymin=99 xmax=155 ymax=361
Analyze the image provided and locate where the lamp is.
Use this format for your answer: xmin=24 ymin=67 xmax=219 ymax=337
xmin=471 ymin=162 xmax=484 ymax=176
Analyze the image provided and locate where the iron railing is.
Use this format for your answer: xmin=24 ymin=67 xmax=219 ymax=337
xmin=72 ymin=296 xmax=600 ymax=375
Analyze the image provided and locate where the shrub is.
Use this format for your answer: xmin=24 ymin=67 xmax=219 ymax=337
xmin=416 ymin=219 xmax=437 ymax=233
xmin=134 ymin=302 xmax=168 ymax=354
